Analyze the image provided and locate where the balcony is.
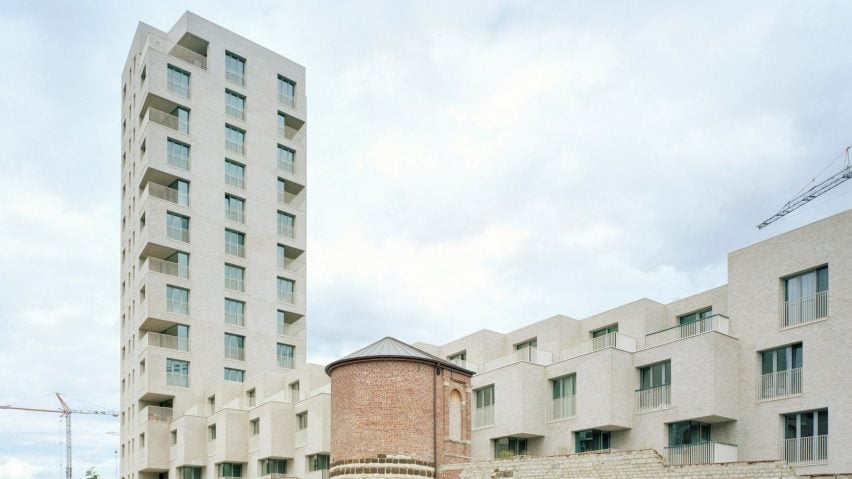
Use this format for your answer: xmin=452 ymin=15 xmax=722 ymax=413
xmin=147 ymin=332 xmax=190 ymax=352
xmin=225 ymin=346 xmax=245 ymax=361
xmin=482 ymin=347 xmax=554 ymax=372
xmin=781 ymin=291 xmax=829 ymax=329
xmin=147 ymin=183 xmax=189 ymax=207
xmin=278 ymin=254 xmax=306 ymax=275
xmin=169 ymin=43 xmax=207 ymax=70
xmin=278 ymin=189 xmax=306 ymax=212
xmin=758 ymin=368 xmax=802 ymax=401
xmin=472 ymin=405 xmax=494 ymax=429
xmin=141 ymin=406 xmax=173 ymax=423
xmin=780 ymin=435 xmax=828 ymax=466
xmin=144 ymin=257 xmax=189 ymax=280
xmin=277 ymin=320 xmax=306 ymax=340
xmin=277 ymin=124 xmax=306 ymax=145
xmin=145 ymin=107 xmax=188 ymax=134
xmin=548 ymin=395 xmax=576 ymax=421
xmin=636 ymin=384 xmax=670 ymax=413
xmin=665 ymin=442 xmax=738 ymax=465
xmin=558 ymin=333 xmax=637 ymax=362
xmin=643 ymin=315 xmax=730 ymax=349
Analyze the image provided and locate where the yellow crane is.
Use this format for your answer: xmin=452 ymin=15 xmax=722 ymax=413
xmin=1 ymin=392 xmax=118 ymax=479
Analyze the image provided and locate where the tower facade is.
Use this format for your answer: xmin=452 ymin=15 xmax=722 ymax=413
xmin=119 ymin=12 xmax=328 ymax=479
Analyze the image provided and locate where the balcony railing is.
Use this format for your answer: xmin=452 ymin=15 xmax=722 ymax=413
xmin=225 ymin=346 xmax=245 ymax=361
xmin=225 ymin=242 xmax=246 ymax=258
xmin=548 ymin=395 xmax=576 ymax=421
xmin=168 ymin=44 xmax=207 ymax=70
xmin=226 ymin=139 xmax=245 ymax=155
xmin=780 ymin=435 xmax=829 ymax=466
xmin=278 ymin=356 xmax=294 ymax=369
xmin=781 ymin=291 xmax=829 ymax=328
xmin=644 ymin=314 xmax=730 ymax=349
xmin=472 ymin=405 xmax=494 ymax=429
xmin=295 ymin=428 xmax=307 ymax=447
xmin=278 ymin=223 xmax=295 ymax=239
xmin=636 ymin=383 xmax=671 ymax=413
xmin=167 ymin=151 xmax=190 ymax=170
xmin=147 ymin=332 xmax=190 ymax=352
xmin=482 ymin=347 xmax=554 ymax=372
xmin=147 ymin=257 xmax=189 ymax=279
xmin=146 ymin=108 xmax=188 ymax=134
xmin=166 ymin=226 xmax=190 ymax=243
xmin=148 ymin=183 xmax=188 ymax=207
xmin=557 ymin=333 xmax=637 ymax=362
xmin=225 ymin=105 xmax=245 ymax=120
xmin=666 ymin=442 xmax=738 ymax=465
xmin=225 ymin=208 xmax=245 ymax=223
xmin=166 ymin=372 xmax=189 ymax=388
xmin=758 ymin=367 xmax=803 ymax=401
xmin=142 ymin=405 xmax=173 ymax=423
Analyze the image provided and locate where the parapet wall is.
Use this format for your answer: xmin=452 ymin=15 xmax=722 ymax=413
xmin=440 ymin=449 xmax=800 ymax=479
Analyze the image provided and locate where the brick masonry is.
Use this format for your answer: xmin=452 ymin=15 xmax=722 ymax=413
xmin=441 ymin=449 xmax=803 ymax=479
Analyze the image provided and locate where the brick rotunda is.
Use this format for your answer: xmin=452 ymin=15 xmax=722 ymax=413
xmin=325 ymin=337 xmax=474 ymax=479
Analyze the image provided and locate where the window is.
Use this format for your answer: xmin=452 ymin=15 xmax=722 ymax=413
xmin=250 ymin=418 xmax=259 ymax=435
xmin=224 ymin=51 xmax=245 ymax=86
xmin=225 ymin=90 xmax=245 ymax=120
xmin=261 ymin=459 xmax=287 ymax=475
xmin=171 ymin=107 xmax=189 ymax=134
xmin=551 ymin=375 xmax=576 ymax=420
xmin=169 ymin=179 xmax=190 ymax=206
xmin=164 ymin=250 xmax=190 ymax=279
xmin=277 ymin=211 xmax=295 ymax=238
xmin=640 ymin=361 xmax=670 ymax=389
xmin=177 ymin=467 xmax=202 ymax=479
xmin=225 ymin=125 xmax=245 ymax=155
xmin=448 ymin=351 xmax=466 ymax=367
xmin=225 ymin=159 xmax=245 ymax=188
xmin=783 ymin=266 xmax=829 ymax=327
xmin=224 ymin=367 xmax=245 ymax=382
xmin=308 ymin=454 xmax=330 ymax=472
xmin=160 ymin=324 xmax=189 ymax=352
xmin=669 ymin=421 xmax=710 ymax=446
xmin=278 ymin=75 xmax=295 ymax=107
xmin=166 ymin=358 xmax=189 ymax=387
xmin=277 ymin=277 xmax=295 ymax=303
xmin=759 ymin=343 xmax=803 ymax=400
xmin=225 ymin=264 xmax=245 ymax=292
xmin=495 ymin=437 xmax=527 ymax=458
xmin=296 ymin=411 xmax=308 ymax=430
xmin=224 ymin=194 xmax=245 ymax=223
xmin=277 ymin=145 xmax=295 ymax=173
xmin=171 ymin=430 xmax=177 ymax=444
xmin=207 ymin=396 xmax=215 ymax=414
xmin=276 ymin=310 xmax=289 ymax=335
xmin=473 ymin=385 xmax=494 ymax=428
xmin=575 ymin=429 xmax=610 ymax=452
xmin=167 ymin=65 xmax=190 ymax=98
xmin=247 ymin=389 xmax=256 ymax=407
xmin=166 ymin=212 xmax=190 ymax=242
xmin=224 ymin=229 xmax=245 ymax=258
xmin=289 ymin=381 xmax=300 ymax=402
xmin=224 ymin=298 xmax=245 ymax=326
xmin=783 ymin=409 xmax=828 ymax=465
xmin=680 ymin=308 xmax=712 ymax=325
xmin=638 ymin=360 xmax=671 ymax=411
xmin=277 ymin=343 xmax=295 ymax=369
xmin=224 ymin=333 xmax=245 ymax=360
xmin=167 ymin=139 xmax=190 ymax=170
xmin=217 ymin=463 xmax=243 ymax=478
xmin=208 ymin=424 xmax=216 ymax=441
xmin=277 ymin=178 xmax=287 ymax=204
xmin=514 ymin=338 xmax=537 ymax=362
xmin=166 ymin=286 xmax=189 ymax=315
xmin=591 ymin=325 xmax=618 ymax=349
xmin=277 ymin=244 xmax=287 ymax=269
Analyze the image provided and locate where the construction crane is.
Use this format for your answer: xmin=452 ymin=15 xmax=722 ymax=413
xmin=0 ymin=392 xmax=118 ymax=479
xmin=757 ymin=145 xmax=852 ymax=229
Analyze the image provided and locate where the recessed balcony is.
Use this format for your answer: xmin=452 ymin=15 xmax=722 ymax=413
xmin=482 ymin=347 xmax=554 ymax=372
xmin=145 ymin=331 xmax=190 ymax=353
xmin=558 ymin=332 xmax=637 ymax=362
xmin=643 ymin=315 xmax=730 ymax=349
xmin=665 ymin=442 xmax=738 ymax=465
xmin=143 ymin=256 xmax=189 ymax=280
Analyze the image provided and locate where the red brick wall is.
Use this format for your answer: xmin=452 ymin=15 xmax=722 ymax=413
xmin=331 ymin=359 xmax=439 ymax=463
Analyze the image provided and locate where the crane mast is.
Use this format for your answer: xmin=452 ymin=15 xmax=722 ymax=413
xmin=758 ymin=146 xmax=852 ymax=229
xmin=0 ymin=393 xmax=118 ymax=479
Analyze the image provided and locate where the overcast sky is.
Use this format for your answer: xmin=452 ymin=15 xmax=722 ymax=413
xmin=2 ymin=0 xmax=852 ymax=477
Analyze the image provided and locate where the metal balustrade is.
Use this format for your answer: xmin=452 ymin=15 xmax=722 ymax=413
xmin=148 ymin=183 xmax=188 ymax=206
xmin=636 ymin=383 xmax=671 ymax=413
xmin=146 ymin=257 xmax=189 ymax=279
xmin=146 ymin=108 xmax=187 ymax=134
xmin=482 ymin=347 xmax=554 ymax=372
xmin=142 ymin=405 xmax=173 ymax=422
xmin=781 ymin=291 xmax=829 ymax=328
xmin=168 ymin=44 xmax=207 ymax=70
xmin=557 ymin=333 xmax=637 ymax=362
xmin=548 ymin=395 xmax=576 ymax=421
xmin=147 ymin=332 xmax=190 ymax=352
xmin=758 ymin=368 xmax=803 ymax=401
xmin=665 ymin=442 xmax=738 ymax=465
xmin=472 ymin=405 xmax=494 ymax=428
xmin=643 ymin=315 xmax=730 ymax=349
xmin=780 ymin=435 xmax=829 ymax=466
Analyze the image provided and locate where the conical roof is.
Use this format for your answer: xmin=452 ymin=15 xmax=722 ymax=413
xmin=325 ymin=336 xmax=474 ymax=375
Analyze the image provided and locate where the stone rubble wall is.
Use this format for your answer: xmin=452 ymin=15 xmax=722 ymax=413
xmin=441 ymin=449 xmax=800 ymax=479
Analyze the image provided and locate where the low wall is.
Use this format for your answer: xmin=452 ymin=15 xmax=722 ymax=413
xmin=440 ymin=449 xmax=799 ymax=479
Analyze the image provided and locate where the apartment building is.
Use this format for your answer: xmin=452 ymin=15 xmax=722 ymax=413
xmin=415 ymin=208 xmax=852 ymax=475
xmin=119 ymin=12 xmax=330 ymax=479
